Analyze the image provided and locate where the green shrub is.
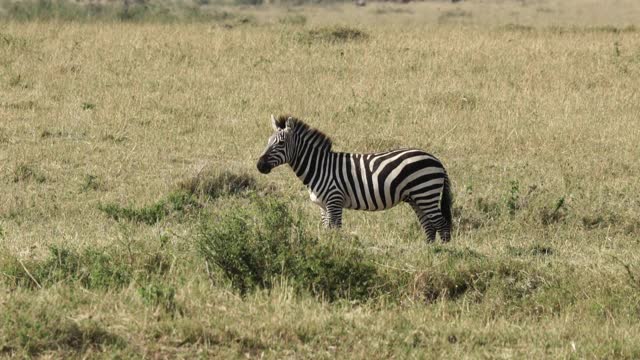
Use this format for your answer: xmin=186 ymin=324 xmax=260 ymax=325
xmin=198 ymin=197 xmax=382 ymax=301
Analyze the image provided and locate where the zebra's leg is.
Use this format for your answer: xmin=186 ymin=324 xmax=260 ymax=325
xmin=419 ymin=204 xmax=451 ymax=243
xmin=406 ymin=198 xmax=436 ymax=242
xmin=320 ymin=208 xmax=330 ymax=228
xmin=428 ymin=212 xmax=451 ymax=243
xmin=325 ymin=204 xmax=343 ymax=229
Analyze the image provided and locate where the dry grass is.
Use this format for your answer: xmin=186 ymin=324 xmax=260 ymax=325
xmin=1 ymin=0 xmax=640 ymax=357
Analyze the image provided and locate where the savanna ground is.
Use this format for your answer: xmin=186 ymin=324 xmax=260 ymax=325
xmin=1 ymin=0 xmax=640 ymax=357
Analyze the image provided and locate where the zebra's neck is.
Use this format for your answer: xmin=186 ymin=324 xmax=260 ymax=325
xmin=289 ymin=144 xmax=335 ymax=187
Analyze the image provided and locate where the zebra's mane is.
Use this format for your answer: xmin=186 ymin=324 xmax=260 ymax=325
xmin=276 ymin=115 xmax=333 ymax=150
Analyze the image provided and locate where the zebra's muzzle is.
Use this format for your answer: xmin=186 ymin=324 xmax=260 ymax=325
xmin=257 ymin=159 xmax=272 ymax=174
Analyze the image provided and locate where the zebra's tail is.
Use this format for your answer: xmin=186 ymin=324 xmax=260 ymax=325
xmin=441 ymin=171 xmax=453 ymax=230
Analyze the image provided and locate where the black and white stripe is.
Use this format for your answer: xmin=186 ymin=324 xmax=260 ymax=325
xmin=257 ymin=115 xmax=452 ymax=242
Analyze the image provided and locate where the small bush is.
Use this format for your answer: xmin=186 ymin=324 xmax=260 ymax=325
xmin=198 ymin=197 xmax=382 ymax=301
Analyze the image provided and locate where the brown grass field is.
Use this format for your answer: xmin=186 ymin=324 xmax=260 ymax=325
xmin=1 ymin=0 xmax=640 ymax=357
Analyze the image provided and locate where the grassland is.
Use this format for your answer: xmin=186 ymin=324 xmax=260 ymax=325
xmin=1 ymin=0 xmax=640 ymax=357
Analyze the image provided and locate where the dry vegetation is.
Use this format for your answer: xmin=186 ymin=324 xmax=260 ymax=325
xmin=1 ymin=0 xmax=640 ymax=357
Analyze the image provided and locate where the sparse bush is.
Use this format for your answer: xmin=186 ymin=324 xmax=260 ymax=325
xmin=13 ymin=163 xmax=45 ymax=183
xmin=0 ymin=246 xmax=132 ymax=290
xmin=507 ymin=245 xmax=554 ymax=257
xmin=235 ymin=0 xmax=263 ymax=5
xmin=81 ymin=174 xmax=103 ymax=192
xmin=428 ymin=92 xmax=477 ymax=111
xmin=501 ymin=24 xmax=534 ymax=32
xmin=438 ymin=9 xmax=472 ymax=24
xmin=99 ymin=190 xmax=199 ymax=225
xmin=81 ymin=102 xmax=95 ymax=110
xmin=178 ymin=169 xmax=257 ymax=200
xmin=506 ymin=180 xmax=520 ymax=216
xmin=411 ymin=252 xmax=550 ymax=304
xmin=139 ymin=282 xmax=180 ymax=315
xmin=99 ymin=201 xmax=168 ymax=225
xmin=0 ymin=0 xmax=251 ymax=23
xmin=373 ymin=7 xmax=412 ymax=15
xmin=278 ymin=14 xmax=306 ymax=25
xmin=198 ymin=197 xmax=382 ymax=301
xmin=298 ymin=26 xmax=368 ymax=44
xmin=0 ymin=298 xmax=126 ymax=356
xmin=540 ymin=196 xmax=568 ymax=225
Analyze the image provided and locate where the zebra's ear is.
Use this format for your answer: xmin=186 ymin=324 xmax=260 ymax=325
xmin=270 ymin=114 xmax=279 ymax=131
xmin=285 ymin=117 xmax=295 ymax=130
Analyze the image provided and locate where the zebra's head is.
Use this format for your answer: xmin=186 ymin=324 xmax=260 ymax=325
xmin=257 ymin=114 xmax=295 ymax=174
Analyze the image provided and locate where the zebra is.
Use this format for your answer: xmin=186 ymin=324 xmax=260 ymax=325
xmin=256 ymin=115 xmax=452 ymax=243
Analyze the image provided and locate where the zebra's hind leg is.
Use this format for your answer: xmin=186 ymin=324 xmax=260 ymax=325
xmin=406 ymin=199 xmax=437 ymax=243
xmin=429 ymin=213 xmax=451 ymax=243
xmin=326 ymin=205 xmax=343 ymax=228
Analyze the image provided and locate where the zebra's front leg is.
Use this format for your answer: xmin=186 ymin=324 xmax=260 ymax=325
xmin=320 ymin=208 xmax=330 ymax=228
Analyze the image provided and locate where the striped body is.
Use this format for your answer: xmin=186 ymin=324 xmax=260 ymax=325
xmin=257 ymin=115 xmax=452 ymax=242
